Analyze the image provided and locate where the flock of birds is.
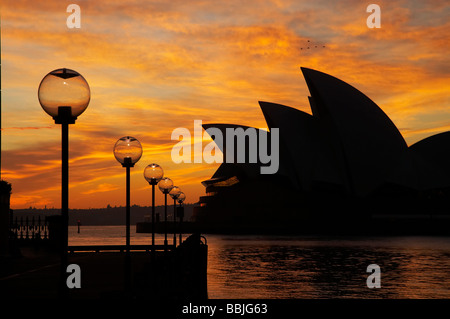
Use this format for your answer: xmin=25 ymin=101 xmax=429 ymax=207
xmin=300 ymin=40 xmax=326 ymax=51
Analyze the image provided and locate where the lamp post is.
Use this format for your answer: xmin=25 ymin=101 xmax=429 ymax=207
xmin=143 ymin=164 xmax=163 ymax=251
xmin=177 ymin=192 xmax=186 ymax=244
xmin=38 ymin=68 xmax=90 ymax=297
xmin=169 ymin=186 xmax=181 ymax=246
xmin=158 ymin=177 xmax=174 ymax=248
xmin=113 ymin=136 xmax=142 ymax=292
xmin=113 ymin=136 xmax=143 ymax=250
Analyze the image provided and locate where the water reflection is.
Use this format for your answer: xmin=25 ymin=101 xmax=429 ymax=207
xmin=68 ymin=228 xmax=450 ymax=299
xmin=206 ymin=235 xmax=450 ymax=299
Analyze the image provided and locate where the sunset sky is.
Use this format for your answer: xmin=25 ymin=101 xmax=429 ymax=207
xmin=1 ymin=0 xmax=449 ymax=209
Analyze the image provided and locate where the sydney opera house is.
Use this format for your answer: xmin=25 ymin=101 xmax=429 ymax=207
xmin=192 ymin=68 xmax=450 ymax=234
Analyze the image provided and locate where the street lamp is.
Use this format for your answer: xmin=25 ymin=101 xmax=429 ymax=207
xmin=38 ymin=68 xmax=90 ymax=297
xmin=143 ymin=164 xmax=163 ymax=250
xmin=113 ymin=136 xmax=142 ymax=292
xmin=177 ymin=192 xmax=186 ymax=244
xmin=158 ymin=177 xmax=174 ymax=248
xmin=113 ymin=136 xmax=143 ymax=250
xmin=169 ymin=186 xmax=181 ymax=245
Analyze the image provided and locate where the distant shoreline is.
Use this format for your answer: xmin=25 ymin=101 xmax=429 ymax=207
xmin=11 ymin=207 xmax=450 ymax=236
xmin=10 ymin=204 xmax=195 ymax=226
xmin=136 ymin=216 xmax=450 ymax=236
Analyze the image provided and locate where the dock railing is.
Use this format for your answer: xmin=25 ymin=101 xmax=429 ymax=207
xmin=9 ymin=213 xmax=49 ymax=242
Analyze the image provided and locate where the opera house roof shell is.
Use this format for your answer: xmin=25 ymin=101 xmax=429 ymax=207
xmin=202 ymin=67 xmax=449 ymax=197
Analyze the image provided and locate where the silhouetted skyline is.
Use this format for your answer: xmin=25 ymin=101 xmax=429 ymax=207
xmin=12 ymin=204 xmax=195 ymax=226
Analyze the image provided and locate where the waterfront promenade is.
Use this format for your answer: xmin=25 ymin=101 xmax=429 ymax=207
xmin=0 ymin=234 xmax=208 ymax=300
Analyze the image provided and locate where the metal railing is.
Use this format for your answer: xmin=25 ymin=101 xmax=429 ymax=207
xmin=9 ymin=215 xmax=49 ymax=241
xmin=68 ymin=244 xmax=176 ymax=253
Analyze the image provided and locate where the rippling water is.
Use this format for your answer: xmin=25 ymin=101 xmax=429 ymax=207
xmin=68 ymin=226 xmax=450 ymax=299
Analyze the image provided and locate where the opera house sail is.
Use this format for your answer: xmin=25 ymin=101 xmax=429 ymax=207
xmin=192 ymin=68 xmax=450 ymax=234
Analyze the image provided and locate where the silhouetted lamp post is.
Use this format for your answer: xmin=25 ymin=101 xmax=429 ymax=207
xmin=143 ymin=164 xmax=163 ymax=250
xmin=113 ymin=136 xmax=142 ymax=292
xmin=113 ymin=136 xmax=143 ymax=251
xmin=158 ymin=177 xmax=174 ymax=248
xmin=169 ymin=186 xmax=181 ymax=245
xmin=38 ymin=68 xmax=90 ymax=296
xmin=177 ymin=192 xmax=186 ymax=244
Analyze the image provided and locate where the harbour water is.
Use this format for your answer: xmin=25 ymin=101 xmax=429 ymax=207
xmin=69 ymin=226 xmax=450 ymax=299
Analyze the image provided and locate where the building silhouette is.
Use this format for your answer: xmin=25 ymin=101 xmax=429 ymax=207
xmin=193 ymin=68 xmax=450 ymax=233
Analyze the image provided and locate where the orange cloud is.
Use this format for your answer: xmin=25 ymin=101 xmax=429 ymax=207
xmin=2 ymin=0 xmax=449 ymax=209
xmin=81 ymin=183 xmax=120 ymax=195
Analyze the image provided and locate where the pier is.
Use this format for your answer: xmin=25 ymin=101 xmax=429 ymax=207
xmin=1 ymin=227 xmax=208 ymax=300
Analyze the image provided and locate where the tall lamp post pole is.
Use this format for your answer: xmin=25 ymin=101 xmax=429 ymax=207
xmin=177 ymin=192 xmax=186 ymax=244
xmin=158 ymin=177 xmax=173 ymax=248
xmin=169 ymin=186 xmax=181 ymax=246
xmin=113 ymin=136 xmax=143 ymax=293
xmin=144 ymin=164 xmax=163 ymax=253
xmin=38 ymin=68 xmax=90 ymax=297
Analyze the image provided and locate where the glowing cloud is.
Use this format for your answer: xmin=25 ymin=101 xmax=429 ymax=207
xmin=2 ymin=0 xmax=449 ymax=208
